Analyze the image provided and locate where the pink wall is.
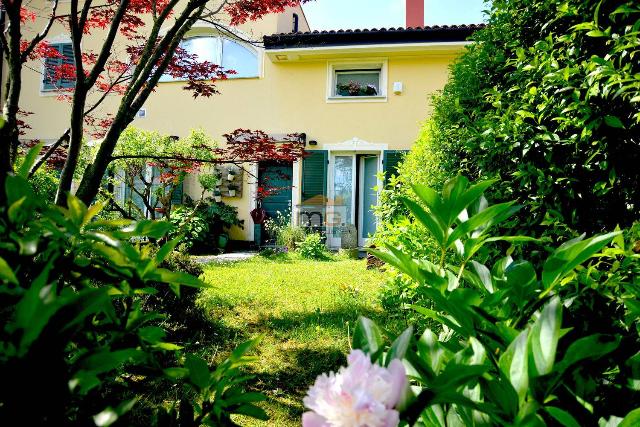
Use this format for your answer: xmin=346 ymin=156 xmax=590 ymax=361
xmin=406 ymin=0 xmax=425 ymax=28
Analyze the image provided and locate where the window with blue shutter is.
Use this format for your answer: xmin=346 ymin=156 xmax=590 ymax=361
xmin=43 ymin=43 xmax=75 ymax=91
xmin=382 ymin=150 xmax=409 ymax=182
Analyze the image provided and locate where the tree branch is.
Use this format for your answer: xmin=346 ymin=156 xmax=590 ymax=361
xmin=28 ymin=129 xmax=70 ymax=178
xmin=86 ymin=0 xmax=131 ymax=86
xmin=20 ymin=0 xmax=60 ymax=63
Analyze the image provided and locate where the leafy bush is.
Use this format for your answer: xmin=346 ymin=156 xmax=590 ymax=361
xmin=263 ymin=209 xmax=306 ymax=250
xmin=352 ymin=176 xmax=640 ymax=425
xmin=169 ymin=199 xmax=243 ymax=253
xmin=170 ymin=205 xmax=209 ymax=250
xmin=298 ymin=233 xmax=328 ymax=260
xmin=384 ymin=0 xmax=640 ymax=243
xmin=0 ymin=147 xmax=268 ymax=426
xmin=143 ymin=250 xmax=208 ymax=341
xmin=375 ymin=0 xmax=640 ymax=324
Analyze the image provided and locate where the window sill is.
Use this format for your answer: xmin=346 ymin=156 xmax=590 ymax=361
xmin=39 ymin=88 xmax=74 ymax=97
xmin=326 ymin=95 xmax=387 ymax=104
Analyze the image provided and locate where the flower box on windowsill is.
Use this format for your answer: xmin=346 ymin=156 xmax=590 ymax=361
xmin=327 ymin=95 xmax=387 ymax=103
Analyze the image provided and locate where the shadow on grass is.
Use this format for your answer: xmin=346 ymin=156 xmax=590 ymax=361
xmin=257 ymin=251 xmax=341 ymax=263
xmin=251 ymin=346 xmax=346 ymax=397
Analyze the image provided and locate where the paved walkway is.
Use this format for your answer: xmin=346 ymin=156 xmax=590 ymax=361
xmin=192 ymin=251 xmax=257 ymax=264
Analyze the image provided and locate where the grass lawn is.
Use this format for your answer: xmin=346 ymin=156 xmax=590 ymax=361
xmin=197 ymin=253 xmax=400 ymax=426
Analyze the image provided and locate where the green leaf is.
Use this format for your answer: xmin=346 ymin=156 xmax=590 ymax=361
xmin=499 ymin=330 xmax=529 ymax=404
xmin=620 ymin=408 xmax=640 ymax=427
xmin=80 ymin=349 xmax=144 ymax=374
xmin=0 ymin=256 xmax=18 ymax=285
xmin=234 ymin=403 xmax=269 ymax=421
xmin=545 ymin=406 xmax=581 ymax=427
xmin=223 ymin=392 xmax=267 ymax=406
xmin=386 ymin=326 xmax=413 ymax=366
xmin=84 ymin=201 xmax=106 ymax=226
xmin=353 ymin=317 xmax=384 ymax=357
xmin=369 ymin=246 xmax=448 ymax=291
xmin=528 ymin=297 xmax=562 ymax=377
xmin=446 ymin=202 xmax=518 ymax=246
xmin=163 ymin=367 xmax=189 ymax=381
xmin=402 ymin=197 xmax=446 ymax=246
xmin=185 ymin=354 xmax=211 ymax=390
xmin=66 ymin=194 xmax=88 ymax=226
xmin=151 ymin=268 xmax=208 ymax=288
xmin=138 ymin=326 xmax=166 ymax=344
xmin=93 ymin=399 xmax=137 ymax=427
xmin=604 ymin=115 xmax=625 ymax=128
xmin=18 ymin=142 xmax=44 ymax=178
xmin=555 ymin=334 xmax=621 ymax=373
xmin=449 ymin=178 xmax=497 ymax=224
xmin=505 ymin=260 xmax=537 ymax=290
xmin=542 ymin=232 xmax=620 ymax=289
xmin=155 ymin=238 xmax=180 ymax=265
xmin=5 ymin=175 xmax=35 ymax=205
xmin=586 ymin=29 xmax=606 ymax=37
xmin=469 ymin=261 xmax=493 ymax=293
xmin=416 ymin=329 xmax=446 ymax=374
xmin=118 ymin=220 xmax=173 ymax=239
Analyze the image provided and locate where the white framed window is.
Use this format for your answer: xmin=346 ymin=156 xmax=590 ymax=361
xmin=161 ymin=34 xmax=259 ymax=81
xmin=327 ymin=59 xmax=388 ymax=103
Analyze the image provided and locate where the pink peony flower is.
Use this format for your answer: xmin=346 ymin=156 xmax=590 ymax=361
xmin=302 ymin=349 xmax=407 ymax=427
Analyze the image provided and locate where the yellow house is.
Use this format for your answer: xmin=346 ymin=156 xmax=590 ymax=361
xmin=16 ymin=0 xmax=482 ymax=247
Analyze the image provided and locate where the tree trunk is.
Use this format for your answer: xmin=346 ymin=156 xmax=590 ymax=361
xmin=75 ymin=112 xmax=132 ymax=204
xmin=55 ymin=86 xmax=87 ymax=205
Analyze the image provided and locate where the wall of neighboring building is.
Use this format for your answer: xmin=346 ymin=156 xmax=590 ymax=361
xmin=17 ymin=2 xmax=461 ymax=242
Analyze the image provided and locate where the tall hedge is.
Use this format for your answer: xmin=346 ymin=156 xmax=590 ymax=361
xmin=401 ymin=0 xmax=639 ymax=238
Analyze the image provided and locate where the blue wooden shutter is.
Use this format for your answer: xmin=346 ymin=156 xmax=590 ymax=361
xmin=59 ymin=43 xmax=75 ymax=88
xmin=302 ymin=150 xmax=327 ymax=202
xmin=382 ymin=150 xmax=409 ymax=181
xmin=43 ymin=44 xmax=62 ymax=90
xmin=43 ymin=43 xmax=75 ymax=90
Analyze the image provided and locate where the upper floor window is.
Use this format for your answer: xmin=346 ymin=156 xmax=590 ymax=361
xmin=328 ymin=60 xmax=387 ymax=102
xmin=335 ymin=70 xmax=380 ymax=97
xmin=162 ymin=35 xmax=259 ymax=81
xmin=42 ymin=43 xmax=75 ymax=91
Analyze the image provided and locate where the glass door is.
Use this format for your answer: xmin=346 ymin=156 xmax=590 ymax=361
xmin=328 ymin=154 xmax=356 ymax=247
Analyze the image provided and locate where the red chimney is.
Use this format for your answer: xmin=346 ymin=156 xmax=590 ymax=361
xmin=406 ymin=0 xmax=424 ymax=28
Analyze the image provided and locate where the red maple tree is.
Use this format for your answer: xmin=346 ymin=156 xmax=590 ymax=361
xmin=0 ymin=0 xmax=312 ymax=206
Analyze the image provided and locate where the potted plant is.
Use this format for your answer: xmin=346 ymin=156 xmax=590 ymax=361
xmin=227 ymin=169 xmax=236 ymax=181
xmin=217 ymin=232 xmax=230 ymax=251
xmin=228 ymin=185 xmax=237 ymax=197
xmin=213 ymin=190 xmax=222 ymax=203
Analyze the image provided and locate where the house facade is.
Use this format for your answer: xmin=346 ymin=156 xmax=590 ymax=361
xmin=15 ymin=0 xmax=481 ymax=247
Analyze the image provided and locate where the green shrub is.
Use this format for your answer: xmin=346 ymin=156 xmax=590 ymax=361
xmin=169 ymin=199 xmax=243 ymax=253
xmin=143 ymin=250 xmax=208 ymax=341
xmin=353 ymin=176 xmax=640 ymax=425
xmin=169 ymin=205 xmax=209 ymax=250
xmin=0 ymin=147 xmax=268 ymax=426
xmin=391 ymin=0 xmax=640 ymax=239
xmin=298 ymin=233 xmax=327 ymax=260
xmin=375 ymin=0 xmax=640 ymax=322
xmin=263 ymin=209 xmax=306 ymax=250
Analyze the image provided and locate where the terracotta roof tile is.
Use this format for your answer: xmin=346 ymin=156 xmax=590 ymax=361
xmin=264 ymin=24 xmax=485 ymax=49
